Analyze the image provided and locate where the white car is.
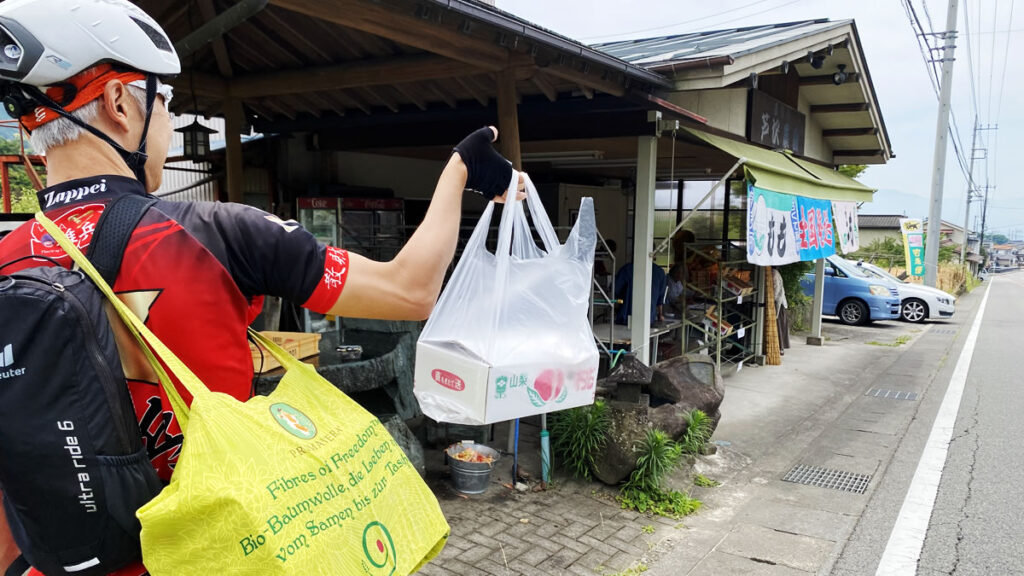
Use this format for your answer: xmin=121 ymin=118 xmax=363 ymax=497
xmin=851 ymin=259 xmax=956 ymax=323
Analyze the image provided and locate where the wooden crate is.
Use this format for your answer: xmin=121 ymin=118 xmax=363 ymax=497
xmin=251 ymin=331 xmax=322 ymax=372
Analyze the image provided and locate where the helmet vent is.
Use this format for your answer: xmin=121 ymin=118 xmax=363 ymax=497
xmin=129 ymin=16 xmax=172 ymax=53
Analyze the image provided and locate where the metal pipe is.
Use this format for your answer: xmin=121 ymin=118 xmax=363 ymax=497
xmin=653 ymin=158 xmax=746 ymax=256
xmin=174 ymin=0 xmax=270 ymax=59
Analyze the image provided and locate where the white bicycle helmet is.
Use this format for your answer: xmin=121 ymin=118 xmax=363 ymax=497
xmin=0 ymin=0 xmax=181 ymax=188
xmin=0 ymin=0 xmax=180 ymax=86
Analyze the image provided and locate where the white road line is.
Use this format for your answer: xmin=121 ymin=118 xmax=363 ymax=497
xmin=875 ymin=279 xmax=994 ymax=575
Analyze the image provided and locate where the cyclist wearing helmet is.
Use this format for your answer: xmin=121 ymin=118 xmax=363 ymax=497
xmin=0 ymin=1 xmax=520 ymax=574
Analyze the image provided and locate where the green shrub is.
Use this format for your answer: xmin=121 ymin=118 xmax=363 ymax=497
xmin=618 ymin=487 xmax=702 ymax=518
xmin=617 ymin=429 xmax=703 ymax=518
xmin=622 ymin=429 xmax=682 ymax=494
xmin=550 ymin=400 xmax=611 ymax=480
xmin=680 ymin=410 xmax=714 ymax=455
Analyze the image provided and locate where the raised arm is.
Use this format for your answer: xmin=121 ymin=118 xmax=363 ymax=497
xmin=326 ymin=127 xmax=522 ymax=321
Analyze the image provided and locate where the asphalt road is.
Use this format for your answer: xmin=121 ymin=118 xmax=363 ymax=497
xmin=916 ymin=270 xmax=1024 ymax=575
xmin=832 ymin=270 xmax=1024 ymax=576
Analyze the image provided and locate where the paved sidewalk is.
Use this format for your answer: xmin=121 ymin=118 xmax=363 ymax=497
xmin=417 ymin=288 xmax=981 ymax=575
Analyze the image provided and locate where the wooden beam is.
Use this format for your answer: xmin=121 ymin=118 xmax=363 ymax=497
xmin=270 ymin=0 xmax=509 ymax=71
xmin=496 ymin=69 xmax=521 ymax=170
xmin=541 ymin=63 xmax=625 ymax=97
xmin=833 ymin=149 xmax=883 ymax=157
xmin=579 ymin=85 xmax=594 ymax=100
xmin=169 ymin=70 xmax=227 ymax=98
xmin=810 ymin=102 xmax=869 ymax=113
xmin=356 ymin=86 xmax=400 ymax=113
xmin=423 ymin=81 xmax=457 ymax=108
xmin=224 ymin=99 xmax=246 ymax=203
xmin=335 ymin=90 xmax=372 ymax=115
xmin=822 ymin=127 xmax=878 ymax=137
xmin=799 ymin=72 xmax=861 ymax=86
xmin=227 ymin=54 xmax=481 ymax=98
xmin=261 ymin=10 xmax=334 ymax=63
xmin=393 ymin=83 xmax=428 ymax=111
xmin=531 ymin=72 xmax=558 ymax=102
xmin=197 ymin=0 xmax=234 ymax=77
xmin=454 ymin=77 xmax=489 ymax=107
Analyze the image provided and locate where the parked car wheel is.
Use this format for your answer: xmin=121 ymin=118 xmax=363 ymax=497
xmin=901 ymin=298 xmax=929 ymax=323
xmin=838 ymin=299 xmax=869 ymax=326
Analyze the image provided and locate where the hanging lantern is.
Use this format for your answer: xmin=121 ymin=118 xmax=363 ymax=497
xmin=174 ymin=117 xmax=218 ymax=160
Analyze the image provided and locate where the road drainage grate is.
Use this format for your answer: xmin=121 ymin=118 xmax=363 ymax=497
xmin=782 ymin=465 xmax=871 ymax=494
xmin=932 ymin=328 xmax=957 ymax=335
xmin=866 ymin=388 xmax=918 ymax=401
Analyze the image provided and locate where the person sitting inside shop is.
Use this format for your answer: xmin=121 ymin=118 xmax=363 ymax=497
xmin=613 ymin=257 xmax=668 ymax=326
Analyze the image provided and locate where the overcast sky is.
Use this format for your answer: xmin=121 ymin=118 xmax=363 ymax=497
xmin=500 ymin=0 xmax=1023 ymax=239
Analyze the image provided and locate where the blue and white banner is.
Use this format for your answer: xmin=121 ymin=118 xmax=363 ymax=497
xmin=832 ymin=201 xmax=860 ymax=254
xmin=747 ymin=184 xmax=836 ymax=265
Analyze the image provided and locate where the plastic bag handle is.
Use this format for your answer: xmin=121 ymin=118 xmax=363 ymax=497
xmin=494 ymin=169 xmax=521 ymax=261
xmin=523 ymin=173 xmax=560 ymax=253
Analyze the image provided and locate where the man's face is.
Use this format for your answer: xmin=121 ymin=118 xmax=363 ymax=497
xmin=141 ymin=93 xmax=171 ymax=193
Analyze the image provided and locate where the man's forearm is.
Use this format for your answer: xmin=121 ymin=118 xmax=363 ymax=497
xmin=391 ymin=154 xmax=467 ymax=308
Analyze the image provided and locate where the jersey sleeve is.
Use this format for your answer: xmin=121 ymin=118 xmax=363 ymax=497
xmin=169 ymin=202 xmax=348 ymax=312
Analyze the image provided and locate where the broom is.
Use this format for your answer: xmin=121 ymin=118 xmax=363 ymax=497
xmin=763 ymin=266 xmax=782 ymax=365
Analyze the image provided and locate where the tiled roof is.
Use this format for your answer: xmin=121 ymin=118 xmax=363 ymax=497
xmin=593 ymin=19 xmax=850 ymax=68
xmin=858 ymin=215 xmax=904 ymax=229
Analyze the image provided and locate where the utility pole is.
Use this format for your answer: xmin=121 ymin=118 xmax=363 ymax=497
xmin=924 ymin=0 xmax=959 ymax=288
xmin=979 ymin=183 xmax=995 ymax=254
xmin=960 ymin=117 xmax=978 ymax=267
xmin=961 ymin=122 xmax=997 ymax=266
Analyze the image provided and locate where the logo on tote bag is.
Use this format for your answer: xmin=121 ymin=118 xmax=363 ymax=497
xmin=362 ymin=521 xmax=397 ymax=575
xmin=270 ymin=403 xmax=317 ymax=440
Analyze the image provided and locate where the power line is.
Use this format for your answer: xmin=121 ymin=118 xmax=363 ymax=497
xmin=987 ymin=0 xmax=1000 ymax=120
xmin=962 ymin=0 xmax=979 ymax=118
xmin=580 ymin=0 xmax=803 ymax=42
xmin=994 ymin=0 xmax=1015 ymax=123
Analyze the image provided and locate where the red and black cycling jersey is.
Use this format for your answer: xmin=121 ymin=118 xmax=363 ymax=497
xmin=0 ymin=175 xmax=350 ymax=481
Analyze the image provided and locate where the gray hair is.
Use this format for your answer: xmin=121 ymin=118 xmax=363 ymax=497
xmin=29 ymin=84 xmax=149 ymax=154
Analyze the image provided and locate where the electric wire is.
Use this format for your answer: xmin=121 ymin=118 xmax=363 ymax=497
xmin=901 ymin=0 xmax=974 ymax=190
xmin=963 ymin=0 xmax=980 ymax=120
xmin=580 ymin=0 xmax=803 ymax=42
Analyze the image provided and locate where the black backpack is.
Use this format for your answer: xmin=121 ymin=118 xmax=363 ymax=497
xmin=0 ymin=195 xmax=163 ymax=576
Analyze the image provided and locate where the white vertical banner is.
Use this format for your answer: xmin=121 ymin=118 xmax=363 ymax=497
xmin=832 ymin=201 xmax=860 ymax=254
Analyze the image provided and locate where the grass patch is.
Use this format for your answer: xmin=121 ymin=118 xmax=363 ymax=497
xmin=867 ymin=335 xmax=912 ymax=347
xmin=693 ymin=474 xmax=720 ymax=488
xmin=641 ymin=524 xmax=655 ymax=534
xmin=602 ymin=563 xmax=649 ymax=576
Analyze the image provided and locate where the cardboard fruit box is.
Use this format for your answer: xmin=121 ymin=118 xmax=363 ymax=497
xmin=414 ymin=340 xmax=598 ymax=426
xmin=250 ymin=331 xmax=322 ymax=372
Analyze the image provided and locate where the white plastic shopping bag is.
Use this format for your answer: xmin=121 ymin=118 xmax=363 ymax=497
xmin=414 ymin=171 xmax=599 ymax=425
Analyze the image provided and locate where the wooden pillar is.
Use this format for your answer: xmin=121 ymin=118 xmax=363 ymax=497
xmin=632 ymin=136 xmax=658 ymax=365
xmin=1 ymin=164 xmax=10 ymax=213
xmin=224 ymin=98 xmax=245 ymax=204
xmin=496 ymin=70 xmax=521 ymax=170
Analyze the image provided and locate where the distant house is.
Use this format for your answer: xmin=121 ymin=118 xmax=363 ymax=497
xmin=990 ymin=244 xmax=1020 ymax=269
xmin=858 ymin=215 xmax=983 ymax=273
xmin=857 ymin=215 xmax=904 ymax=247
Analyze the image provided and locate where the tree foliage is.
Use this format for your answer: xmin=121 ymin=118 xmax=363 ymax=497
xmin=838 ymin=164 xmax=868 ymax=180
xmin=0 ymin=137 xmax=45 ymax=213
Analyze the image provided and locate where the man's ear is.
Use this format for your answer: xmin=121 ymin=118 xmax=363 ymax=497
xmin=99 ymin=80 xmax=134 ymax=136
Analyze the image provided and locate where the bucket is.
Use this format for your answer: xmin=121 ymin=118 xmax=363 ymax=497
xmin=445 ymin=443 xmax=500 ymax=494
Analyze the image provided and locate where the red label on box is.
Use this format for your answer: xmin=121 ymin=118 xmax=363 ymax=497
xmin=432 ymin=369 xmax=465 ymax=392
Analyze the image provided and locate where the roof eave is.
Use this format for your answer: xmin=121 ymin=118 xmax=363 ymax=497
xmin=427 ymin=0 xmax=672 ymax=89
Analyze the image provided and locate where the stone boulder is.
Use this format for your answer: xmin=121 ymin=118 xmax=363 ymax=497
xmin=648 ymin=354 xmax=725 ymax=435
xmin=590 ymin=401 xmax=649 ymax=485
xmin=380 ymin=414 xmax=426 ymax=477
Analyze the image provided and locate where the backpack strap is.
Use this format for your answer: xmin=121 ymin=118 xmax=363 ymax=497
xmin=86 ymin=194 xmax=158 ymax=286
